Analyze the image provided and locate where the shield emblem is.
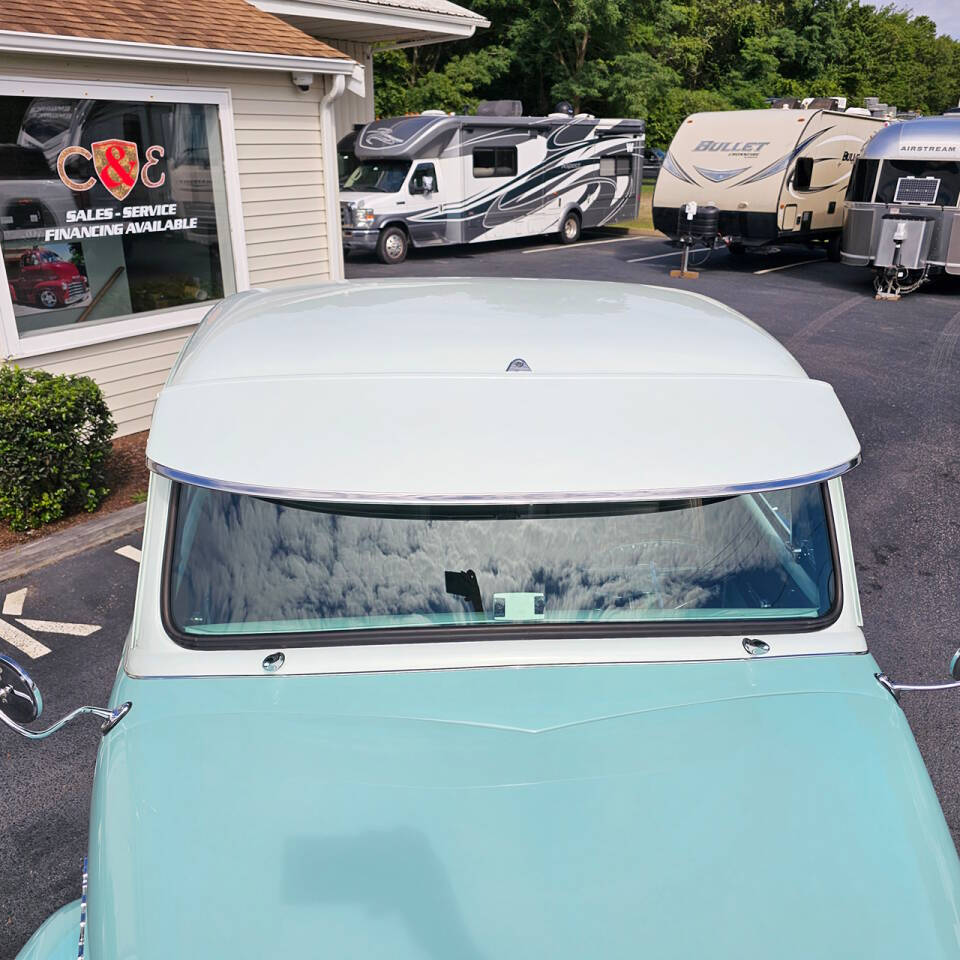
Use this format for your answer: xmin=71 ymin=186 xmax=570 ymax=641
xmin=91 ymin=139 xmax=139 ymax=201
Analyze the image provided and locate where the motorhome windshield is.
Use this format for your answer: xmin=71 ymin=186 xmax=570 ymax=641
xmin=343 ymin=160 xmax=411 ymax=193
xmin=164 ymin=483 xmax=838 ymax=644
xmin=874 ymin=159 xmax=960 ymax=206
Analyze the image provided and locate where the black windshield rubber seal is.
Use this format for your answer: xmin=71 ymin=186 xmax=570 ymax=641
xmin=159 ymin=481 xmax=844 ymax=651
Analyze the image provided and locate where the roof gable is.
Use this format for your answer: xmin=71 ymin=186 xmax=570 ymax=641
xmin=0 ymin=0 xmax=352 ymax=62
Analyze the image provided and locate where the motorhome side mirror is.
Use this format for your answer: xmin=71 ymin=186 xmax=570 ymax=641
xmin=422 ymin=175 xmax=435 ymax=194
xmin=0 ymin=654 xmax=42 ymax=725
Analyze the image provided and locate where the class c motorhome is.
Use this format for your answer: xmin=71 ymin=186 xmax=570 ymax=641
xmin=842 ymin=116 xmax=960 ymax=296
xmin=339 ymin=103 xmax=645 ymax=263
xmin=653 ymin=102 xmax=886 ymax=258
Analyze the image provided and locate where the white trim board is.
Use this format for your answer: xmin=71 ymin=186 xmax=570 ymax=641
xmin=0 ymin=30 xmax=361 ymax=77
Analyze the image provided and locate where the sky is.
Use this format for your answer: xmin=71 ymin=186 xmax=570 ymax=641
xmin=880 ymin=0 xmax=960 ymax=38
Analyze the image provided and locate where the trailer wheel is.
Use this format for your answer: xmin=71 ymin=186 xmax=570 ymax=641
xmin=826 ymin=234 xmax=842 ymax=262
xmin=559 ymin=211 xmax=581 ymax=244
xmin=377 ymin=226 xmax=409 ymax=264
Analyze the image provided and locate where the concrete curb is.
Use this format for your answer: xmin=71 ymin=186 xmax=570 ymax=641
xmin=0 ymin=503 xmax=146 ymax=583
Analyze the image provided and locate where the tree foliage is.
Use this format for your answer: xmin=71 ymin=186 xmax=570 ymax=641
xmin=373 ymin=0 xmax=960 ymax=145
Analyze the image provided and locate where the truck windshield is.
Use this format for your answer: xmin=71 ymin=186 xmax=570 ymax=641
xmin=165 ymin=483 xmax=838 ymax=644
xmin=343 ymin=160 xmax=411 ymax=193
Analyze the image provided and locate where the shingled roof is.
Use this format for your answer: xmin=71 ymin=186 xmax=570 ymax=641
xmin=0 ymin=0 xmax=352 ymax=61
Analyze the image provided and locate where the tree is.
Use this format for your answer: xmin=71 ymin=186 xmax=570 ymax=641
xmin=371 ymin=0 xmax=960 ymax=141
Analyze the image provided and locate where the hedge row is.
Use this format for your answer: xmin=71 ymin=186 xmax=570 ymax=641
xmin=0 ymin=366 xmax=116 ymax=531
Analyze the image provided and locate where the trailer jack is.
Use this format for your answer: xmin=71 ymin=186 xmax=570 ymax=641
xmin=670 ymin=237 xmax=700 ymax=279
xmin=875 ymin=222 xmax=928 ymax=300
xmin=876 ymin=230 xmax=906 ymax=301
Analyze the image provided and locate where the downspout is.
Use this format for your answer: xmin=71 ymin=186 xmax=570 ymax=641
xmin=320 ymin=73 xmax=347 ymax=282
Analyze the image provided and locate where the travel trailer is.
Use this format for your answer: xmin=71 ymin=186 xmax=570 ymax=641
xmin=340 ymin=104 xmax=645 ymax=263
xmin=653 ymin=103 xmax=886 ymax=258
xmin=842 ymin=116 xmax=960 ymax=297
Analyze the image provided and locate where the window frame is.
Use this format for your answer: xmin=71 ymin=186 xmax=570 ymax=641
xmin=600 ymin=156 xmax=632 ymax=177
xmin=408 ymin=161 xmax=438 ymax=196
xmin=0 ymin=75 xmax=249 ymax=360
xmin=472 ymin=146 xmax=518 ymax=179
xmin=159 ymin=480 xmax=845 ymax=651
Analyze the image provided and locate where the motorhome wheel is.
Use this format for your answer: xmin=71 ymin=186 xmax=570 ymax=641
xmin=377 ymin=227 xmax=409 ymax=265
xmin=559 ymin=211 xmax=581 ymax=244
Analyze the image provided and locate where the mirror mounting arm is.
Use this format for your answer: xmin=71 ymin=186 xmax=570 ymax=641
xmin=876 ymin=673 xmax=960 ymax=702
xmin=0 ymin=700 xmax=132 ymax=739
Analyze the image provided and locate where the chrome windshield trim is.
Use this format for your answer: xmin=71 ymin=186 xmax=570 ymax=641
xmin=146 ymin=455 xmax=861 ymax=504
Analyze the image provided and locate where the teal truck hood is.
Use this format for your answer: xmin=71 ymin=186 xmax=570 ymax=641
xmin=87 ymin=655 xmax=960 ymax=959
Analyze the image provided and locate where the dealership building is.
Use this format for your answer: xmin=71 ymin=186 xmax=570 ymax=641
xmin=0 ymin=0 xmax=486 ymax=435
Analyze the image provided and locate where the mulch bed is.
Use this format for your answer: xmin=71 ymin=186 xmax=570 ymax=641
xmin=0 ymin=431 xmax=150 ymax=552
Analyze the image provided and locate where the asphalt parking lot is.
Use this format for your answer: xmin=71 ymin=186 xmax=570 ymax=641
xmin=4 ymin=230 xmax=960 ymax=956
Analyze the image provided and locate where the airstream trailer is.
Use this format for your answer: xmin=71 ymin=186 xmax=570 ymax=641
xmin=842 ymin=117 xmax=960 ymax=296
xmin=653 ymin=104 xmax=886 ymax=258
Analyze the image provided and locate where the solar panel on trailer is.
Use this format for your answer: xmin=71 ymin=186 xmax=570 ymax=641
xmin=894 ymin=177 xmax=940 ymax=204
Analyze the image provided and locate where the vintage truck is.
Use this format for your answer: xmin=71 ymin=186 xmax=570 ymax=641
xmin=5 ymin=247 xmax=89 ymax=309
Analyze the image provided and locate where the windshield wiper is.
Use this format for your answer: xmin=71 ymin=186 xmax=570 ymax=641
xmin=445 ymin=569 xmax=484 ymax=614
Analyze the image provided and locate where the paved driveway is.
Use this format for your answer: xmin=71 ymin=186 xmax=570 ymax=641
xmin=3 ymin=232 xmax=960 ymax=956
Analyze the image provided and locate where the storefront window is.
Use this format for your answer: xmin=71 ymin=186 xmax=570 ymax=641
xmin=0 ymin=95 xmax=236 ymax=339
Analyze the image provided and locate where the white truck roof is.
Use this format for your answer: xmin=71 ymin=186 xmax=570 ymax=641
xmin=146 ymin=278 xmax=860 ymax=502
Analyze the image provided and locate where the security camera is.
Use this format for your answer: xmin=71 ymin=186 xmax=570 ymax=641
xmin=291 ymin=72 xmax=314 ymax=92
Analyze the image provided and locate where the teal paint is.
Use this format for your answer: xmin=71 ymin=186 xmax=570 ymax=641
xmin=27 ymin=654 xmax=960 ymax=958
xmin=15 ymin=900 xmax=79 ymax=960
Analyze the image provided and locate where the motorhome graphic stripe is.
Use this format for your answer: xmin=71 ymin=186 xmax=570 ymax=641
xmin=414 ymin=136 xmax=640 ymax=224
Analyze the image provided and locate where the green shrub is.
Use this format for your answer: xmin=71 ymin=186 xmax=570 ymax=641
xmin=0 ymin=365 xmax=116 ymax=531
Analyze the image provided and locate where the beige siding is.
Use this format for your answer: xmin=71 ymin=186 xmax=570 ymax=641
xmin=21 ymin=328 xmax=193 ymax=436
xmin=2 ymin=52 xmax=341 ymax=435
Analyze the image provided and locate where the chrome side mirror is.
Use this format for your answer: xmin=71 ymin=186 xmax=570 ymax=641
xmin=876 ymin=647 xmax=960 ymax=701
xmin=0 ymin=655 xmax=131 ymax=739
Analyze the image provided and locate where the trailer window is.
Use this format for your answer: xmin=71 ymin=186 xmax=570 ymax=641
xmin=600 ymin=156 xmax=632 ymax=177
xmin=473 ymin=147 xmax=517 ymax=178
xmin=875 ymin=159 xmax=960 ymax=207
xmin=793 ymin=157 xmax=814 ymax=191
xmin=845 ymin=159 xmax=879 ymax=202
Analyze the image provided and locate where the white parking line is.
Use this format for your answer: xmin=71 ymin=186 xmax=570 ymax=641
xmin=0 ymin=619 xmax=50 ymax=659
xmin=17 ymin=620 xmax=101 ymax=637
xmin=522 ymin=235 xmax=655 ymax=255
xmin=115 ymin=545 xmax=142 ymax=563
xmin=753 ymin=258 xmax=821 ymax=275
xmin=3 ymin=588 xmax=26 ymax=616
xmin=626 ymin=250 xmax=684 ymax=263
